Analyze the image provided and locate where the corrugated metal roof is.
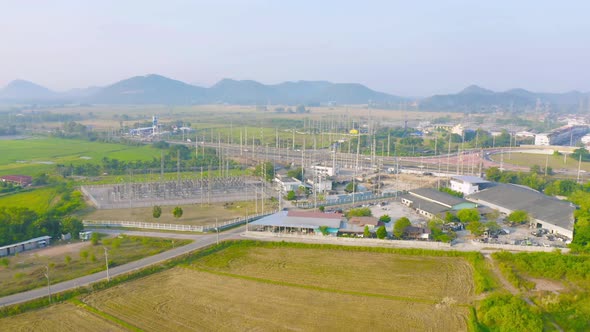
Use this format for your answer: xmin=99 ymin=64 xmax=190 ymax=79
xmin=410 ymin=188 xmax=467 ymax=208
xmin=0 ymin=236 xmax=51 ymax=250
xmin=251 ymin=211 xmax=342 ymax=229
xmin=468 ymin=183 xmax=575 ymax=231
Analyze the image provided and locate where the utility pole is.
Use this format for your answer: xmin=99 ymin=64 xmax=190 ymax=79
xmin=216 ymin=218 xmax=219 ymax=244
xmin=104 ymin=247 xmax=110 ymax=282
xmin=44 ymin=265 xmax=51 ymax=303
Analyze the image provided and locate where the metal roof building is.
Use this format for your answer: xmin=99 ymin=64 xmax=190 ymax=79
xmin=0 ymin=236 xmax=51 ymax=257
xmin=249 ymin=211 xmax=343 ymax=234
xmin=467 ymin=183 xmax=576 ymax=239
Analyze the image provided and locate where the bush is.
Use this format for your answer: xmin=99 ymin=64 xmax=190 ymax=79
xmin=393 ymin=217 xmax=411 ymax=239
xmin=90 ymin=232 xmax=100 ymax=245
xmin=173 ymin=206 xmax=183 ymax=218
xmin=379 ymin=215 xmax=391 ymax=223
xmin=376 ymin=225 xmax=388 ymax=239
xmin=152 ymin=205 xmax=162 ymax=218
xmin=346 ymin=207 xmax=372 ymax=217
xmin=478 ymin=294 xmax=543 ymax=331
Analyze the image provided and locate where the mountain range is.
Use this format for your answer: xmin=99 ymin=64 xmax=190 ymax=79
xmin=0 ymin=74 xmax=588 ymax=112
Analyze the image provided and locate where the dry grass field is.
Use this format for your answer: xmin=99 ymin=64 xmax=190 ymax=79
xmin=84 ymin=268 xmax=469 ymax=332
xmin=0 ymin=235 xmax=190 ymax=297
xmin=0 ymin=303 xmax=123 ymax=331
xmin=69 ymin=243 xmax=475 ymax=331
xmin=84 ymin=200 xmax=278 ymax=225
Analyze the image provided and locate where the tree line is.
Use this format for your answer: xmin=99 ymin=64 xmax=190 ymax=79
xmin=0 ymin=185 xmax=84 ymax=247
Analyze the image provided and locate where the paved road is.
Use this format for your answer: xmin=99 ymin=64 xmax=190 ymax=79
xmin=0 ymin=227 xmax=244 ymax=308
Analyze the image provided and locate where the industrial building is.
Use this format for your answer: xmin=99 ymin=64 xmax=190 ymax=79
xmin=467 ymin=183 xmax=576 ymax=239
xmin=249 ymin=210 xmax=343 ymax=235
xmin=450 ymin=175 xmax=491 ymax=195
xmin=400 ymin=188 xmax=478 ymax=219
xmin=534 ymin=125 xmax=588 ymax=146
xmin=0 ymin=236 xmax=51 ymax=257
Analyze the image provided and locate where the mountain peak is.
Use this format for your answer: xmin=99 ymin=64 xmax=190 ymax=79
xmin=1 ymin=79 xmax=56 ymax=99
xmin=459 ymin=85 xmax=494 ymax=95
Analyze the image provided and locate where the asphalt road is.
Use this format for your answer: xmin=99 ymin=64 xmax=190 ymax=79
xmin=0 ymin=227 xmax=244 ymax=308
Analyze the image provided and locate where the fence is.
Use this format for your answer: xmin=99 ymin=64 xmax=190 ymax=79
xmin=245 ymin=232 xmax=453 ymax=249
xmin=83 ymin=210 xmax=277 ymax=233
xmin=295 ymin=192 xmax=399 ymax=209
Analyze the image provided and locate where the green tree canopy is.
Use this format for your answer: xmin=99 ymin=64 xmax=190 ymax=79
xmin=152 ymin=205 xmax=162 ymax=218
xmin=457 ymin=208 xmax=480 ymax=223
xmin=363 ymin=225 xmax=371 ymax=238
xmin=379 ymin=215 xmax=391 ymax=223
xmin=393 ymin=217 xmax=411 ymax=239
xmin=376 ymin=225 xmax=388 ymax=239
xmin=506 ymin=210 xmax=529 ymax=225
xmin=173 ymin=206 xmax=184 ymax=219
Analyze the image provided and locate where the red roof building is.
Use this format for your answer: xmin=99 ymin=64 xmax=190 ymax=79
xmin=0 ymin=175 xmax=33 ymax=186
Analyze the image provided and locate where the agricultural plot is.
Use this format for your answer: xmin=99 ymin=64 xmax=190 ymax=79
xmin=0 ymin=235 xmax=190 ymax=297
xmin=490 ymin=152 xmax=590 ymax=173
xmin=0 ymin=187 xmax=59 ymax=212
xmin=0 ymin=137 xmax=160 ymax=176
xmin=79 ymin=242 xmax=474 ymax=331
xmin=0 ymin=303 xmax=123 ymax=332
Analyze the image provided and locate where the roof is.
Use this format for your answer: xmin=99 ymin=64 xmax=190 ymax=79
xmin=400 ymin=193 xmax=449 ymax=215
xmin=0 ymin=175 xmax=33 ymax=183
xmin=250 ymin=211 xmax=342 ymax=229
xmin=405 ymin=226 xmax=432 ymax=235
xmin=409 ymin=188 xmax=467 ymax=208
xmin=450 ymin=175 xmax=490 ymax=185
xmin=348 ymin=216 xmax=379 ymax=226
xmin=287 ymin=211 xmax=343 ymax=219
xmin=0 ymin=236 xmax=51 ymax=251
xmin=467 ymin=183 xmax=576 ymax=231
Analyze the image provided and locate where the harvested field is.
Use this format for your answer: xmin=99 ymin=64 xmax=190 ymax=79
xmin=191 ymin=244 xmax=475 ymax=303
xmin=78 ymin=243 xmax=474 ymax=331
xmin=84 ymin=267 xmax=469 ymax=331
xmin=0 ymin=303 xmax=123 ymax=331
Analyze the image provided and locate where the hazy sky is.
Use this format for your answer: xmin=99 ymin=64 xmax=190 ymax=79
xmin=1 ymin=0 xmax=589 ymax=96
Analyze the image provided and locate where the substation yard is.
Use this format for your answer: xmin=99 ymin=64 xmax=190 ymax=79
xmin=3 ymin=242 xmax=475 ymax=331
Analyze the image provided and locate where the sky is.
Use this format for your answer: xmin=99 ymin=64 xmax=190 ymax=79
xmin=1 ymin=0 xmax=589 ymax=96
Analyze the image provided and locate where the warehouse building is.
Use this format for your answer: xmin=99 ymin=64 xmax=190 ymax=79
xmin=467 ymin=183 xmax=576 ymax=239
xmin=400 ymin=188 xmax=478 ymax=219
xmin=0 ymin=236 xmax=51 ymax=257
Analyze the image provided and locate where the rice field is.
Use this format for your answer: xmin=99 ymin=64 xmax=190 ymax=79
xmin=0 ymin=137 xmax=160 ymax=176
xmin=73 ymin=243 xmax=474 ymax=331
xmin=0 ymin=303 xmax=123 ymax=331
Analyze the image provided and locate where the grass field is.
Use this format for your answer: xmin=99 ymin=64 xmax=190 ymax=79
xmin=0 ymin=303 xmax=124 ymax=331
xmin=0 ymin=234 xmax=191 ymax=297
xmin=0 ymin=187 xmax=59 ymax=212
xmin=83 ymin=200 xmax=279 ymax=225
xmin=491 ymin=152 xmax=590 ymax=172
xmin=0 ymin=137 xmax=161 ymax=176
xmin=67 ymin=242 xmax=475 ymax=331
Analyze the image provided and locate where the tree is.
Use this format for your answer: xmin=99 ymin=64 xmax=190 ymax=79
xmin=445 ymin=211 xmax=458 ymax=223
xmin=344 ymin=182 xmax=358 ymax=193
xmin=286 ymin=190 xmax=296 ymax=200
xmin=60 ymin=217 xmax=84 ymax=239
xmin=393 ymin=217 xmax=411 ymax=239
xmin=467 ymin=221 xmax=484 ymax=236
xmin=379 ymin=215 xmax=391 ymax=223
xmin=254 ymin=162 xmax=275 ymax=182
xmin=457 ymin=209 xmax=480 ymax=223
xmin=152 ymin=205 xmax=162 ymax=218
xmin=173 ymin=206 xmax=183 ymax=219
xmin=506 ymin=210 xmax=529 ymax=225
xmin=376 ymin=225 xmax=388 ymax=239
xmin=363 ymin=225 xmax=371 ymax=238
xmin=486 ymin=221 xmax=501 ymax=233
xmin=318 ymin=226 xmax=329 ymax=236
xmin=346 ymin=207 xmax=372 ymax=217
xmin=90 ymin=232 xmax=100 ymax=245
xmin=80 ymin=250 xmax=89 ymax=262
xmin=318 ymin=205 xmax=325 ymax=212
xmin=287 ymin=167 xmax=303 ymax=181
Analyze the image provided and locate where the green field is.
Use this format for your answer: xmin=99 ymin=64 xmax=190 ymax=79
xmin=0 ymin=137 xmax=161 ymax=176
xmin=0 ymin=187 xmax=59 ymax=212
xmin=0 ymin=234 xmax=191 ymax=297
xmin=491 ymin=152 xmax=590 ymax=173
